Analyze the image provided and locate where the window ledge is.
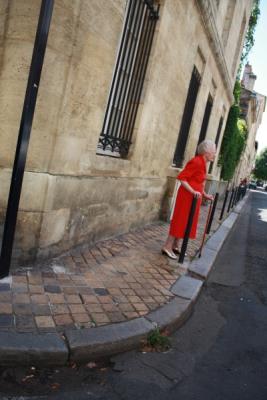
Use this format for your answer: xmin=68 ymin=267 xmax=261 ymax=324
xmin=96 ymin=148 xmax=124 ymax=159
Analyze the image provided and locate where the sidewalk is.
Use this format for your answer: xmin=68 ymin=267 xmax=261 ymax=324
xmin=0 ymin=193 xmax=248 ymax=366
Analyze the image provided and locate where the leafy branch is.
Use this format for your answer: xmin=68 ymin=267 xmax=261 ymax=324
xmin=219 ymin=1 xmax=260 ymax=181
xmin=240 ymin=0 xmax=260 ymax=66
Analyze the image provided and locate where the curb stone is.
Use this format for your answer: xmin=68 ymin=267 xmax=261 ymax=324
xmin=221 ymin=212 xmax=239 ymax=229
xmin=145 ymin=297 xmax=192 ymax=333
xmin=171 ymin=275 xmax=203 ymax=301
xmin=0 ymin=332 xmax=68 ymax=366
xmin=204 ymin=224 xmax=230 ymax=252
xmin=65 ymin=317 xmax=154 ymax=363
xmin=188 ymin=247 xmax=218 ymax=280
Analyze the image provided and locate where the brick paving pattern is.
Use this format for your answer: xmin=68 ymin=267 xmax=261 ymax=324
xmin=0 ymin=194 xmax=233 ymax=334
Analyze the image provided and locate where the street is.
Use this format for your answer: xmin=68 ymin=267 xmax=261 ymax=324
xmin=0 ymin=190 xmax=267 ymax=400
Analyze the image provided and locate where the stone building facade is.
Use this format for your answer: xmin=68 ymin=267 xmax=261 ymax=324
xmin=0 ymin=0 xmax=253 ymax=265
xmin=235 ymin=63 xmax=266 ymax=184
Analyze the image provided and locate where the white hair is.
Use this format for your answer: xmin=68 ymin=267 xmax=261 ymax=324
xmin=197 ymin=139 xmax=216 ymax=155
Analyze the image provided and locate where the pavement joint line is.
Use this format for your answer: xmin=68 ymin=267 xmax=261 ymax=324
xmin=0 ymin=193 xmax=250 ymax=367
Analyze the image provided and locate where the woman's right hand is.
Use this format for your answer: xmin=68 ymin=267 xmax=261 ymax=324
xmin=193 ymin=191 xmax=202 ymax=198
xmin=180 ymin=181 xmax=202 ymax=199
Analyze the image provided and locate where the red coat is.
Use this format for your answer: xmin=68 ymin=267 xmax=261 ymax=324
xmin=169 ymin=155 xmax=206 ymax=239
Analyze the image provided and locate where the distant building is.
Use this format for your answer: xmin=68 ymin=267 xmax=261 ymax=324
xmin=0 ymin=0 xmax=254 ymax=264
xmin=235 ymin=63 xmax=266 ymax=183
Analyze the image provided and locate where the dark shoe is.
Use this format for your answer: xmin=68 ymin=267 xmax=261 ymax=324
xmin=173 ymin=247 xmax=180 ymax=255
xmin=161 ymin=248 xmax=177 ymax=260
xmin=173 ymin=248 xmax=187 ymax=257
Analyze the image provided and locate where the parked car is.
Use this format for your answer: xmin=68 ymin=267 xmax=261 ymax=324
xmin=249 ymin=181 xmax=257 ymax=189
xmin=256 ymin=180 xmax=263 ymax=187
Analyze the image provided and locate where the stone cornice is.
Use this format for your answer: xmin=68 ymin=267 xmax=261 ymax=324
xmin=195 ymin=0 xmax=235 ymax=105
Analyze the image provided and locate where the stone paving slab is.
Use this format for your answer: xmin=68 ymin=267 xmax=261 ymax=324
xmin=0 ymin=192 xmax=249 ymax=366
xmin=0 ymin=198 xmax=242 ymax=336
xmin=1 ymin=229 xmax=181 ymax=335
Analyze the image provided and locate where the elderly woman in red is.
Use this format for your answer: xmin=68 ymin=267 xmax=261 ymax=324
xmin=162 ymin=139 xmax=216 ymax=259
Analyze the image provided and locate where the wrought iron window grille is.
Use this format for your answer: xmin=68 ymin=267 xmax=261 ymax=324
xmin=98 ymin=0 xmax=159 ymax=158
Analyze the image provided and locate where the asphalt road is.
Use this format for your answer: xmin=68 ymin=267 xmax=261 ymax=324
xmin=0 ymin=190 xmax=267 ymax=400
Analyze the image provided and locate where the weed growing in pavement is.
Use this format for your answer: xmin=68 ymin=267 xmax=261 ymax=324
xmin=146 ymin=328 xmax=171 ymax=352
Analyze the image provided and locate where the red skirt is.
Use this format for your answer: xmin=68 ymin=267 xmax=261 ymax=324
xmin=169 ymin=186 xmax=202 ymax=239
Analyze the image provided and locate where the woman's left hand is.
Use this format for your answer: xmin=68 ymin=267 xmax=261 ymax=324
xmin=204 ymin=193 xmax=214 ymax=201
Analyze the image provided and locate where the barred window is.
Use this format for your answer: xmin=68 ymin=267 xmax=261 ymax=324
xmin=98 ymin=0 xmax=159 ymax=158
xmin=196 ymin=93 xmax=213 ymax=148
xmin=208 ymin=116 xmax=224 ymax=174
xmin=173 ymin=66 xmax=201 ymax=168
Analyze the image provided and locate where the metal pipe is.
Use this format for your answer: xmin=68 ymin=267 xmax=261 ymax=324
xmin=219 ymin=189 xmax=229 ymax=220
xmin=236 ymin=185 xmax=242 ymax=203
xmin=231 ymin=187 xmax=238 ymax=208
xmin=198 ymin=199 xmax=213 ymax=257
xmin=0 ymin=0 xmax=54 ymax=278
xmin=178 ymin=195 xmax=198 ymax=264
xmin=227 ymin=188 xmax=234 ymax=213
xmin=206 ymin=192 xmax=219 ymax=234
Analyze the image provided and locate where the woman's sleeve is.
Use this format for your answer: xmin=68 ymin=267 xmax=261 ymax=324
xmin=177 ymin=158 xmax=199 ymax=181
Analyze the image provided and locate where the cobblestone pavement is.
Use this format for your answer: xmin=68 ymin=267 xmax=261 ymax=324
xmin=0 ymin=196 xmax=229 ymax=335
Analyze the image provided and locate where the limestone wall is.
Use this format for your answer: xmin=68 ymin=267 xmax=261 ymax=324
xmin=0 ymin=0 xmax=253 ymax=264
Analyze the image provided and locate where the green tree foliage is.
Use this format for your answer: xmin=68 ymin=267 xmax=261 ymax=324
xmin=219 ymin=82 xmax=248 ymax=181
xmin=219 ymin=1 xmax=260 ymax=180
xmin=253 ymin=148 xmax=267 ymax=180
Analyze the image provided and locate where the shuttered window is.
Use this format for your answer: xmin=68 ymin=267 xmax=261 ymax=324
xmin=173 ymin=66 xmax=201 ymax=167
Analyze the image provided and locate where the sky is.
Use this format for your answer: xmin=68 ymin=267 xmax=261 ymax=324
xmin=248 ymin=0 xmax=267 ymax=154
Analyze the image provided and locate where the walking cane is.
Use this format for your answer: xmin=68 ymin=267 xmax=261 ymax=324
xmin=198 ymin=199 xmax=213 ymax=258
